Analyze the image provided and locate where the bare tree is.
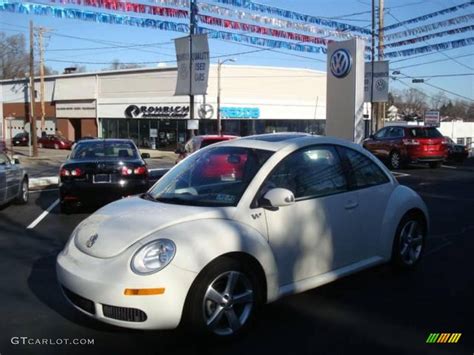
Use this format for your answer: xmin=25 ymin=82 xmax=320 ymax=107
xmin=0 ymin=32 xmax=29 ymax=79
xmin=107 ymin=59 xmax=144 ymax=71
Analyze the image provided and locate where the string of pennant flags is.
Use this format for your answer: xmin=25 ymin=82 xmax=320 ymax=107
xmin=384 ymin=25 xmax=474 ymax=49
xmin=384 ymin=37 xmax=474 ymax=58
xmin=384 ymin=14 xmax=474 ymax=41
xmin=382 ymin=1 xmax=473 ymax=32
xmin=0 ymin=0 xmax=473 ymax=60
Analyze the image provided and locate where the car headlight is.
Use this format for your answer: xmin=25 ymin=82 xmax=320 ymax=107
xmin=131 ymin=239 xmax=176 ymax=275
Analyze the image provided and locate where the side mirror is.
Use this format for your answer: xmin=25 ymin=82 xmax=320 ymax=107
xmin=141 ymin=153 xmax=151 ymax=159
xmin=260 ymin=188 xmax=295 ymax=209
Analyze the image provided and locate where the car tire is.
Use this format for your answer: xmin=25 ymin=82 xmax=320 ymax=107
xmin=391 ymin=212 xmax=426 ymax=269
xmin=15 ymin=178 xmax=29 ymax=204
xmin=429 ymin=161 xmax=442 ymax=169
xmin=183 ymin=256 xmax=262 ymax=339
xmin=389 ymin=150 xmax=403 ymax=170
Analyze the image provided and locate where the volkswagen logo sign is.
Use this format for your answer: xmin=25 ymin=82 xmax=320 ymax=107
xmin=86 ymin=234 xmax=98 ymax=248
xmin=330 ymin=49 xmax=352 ymax=78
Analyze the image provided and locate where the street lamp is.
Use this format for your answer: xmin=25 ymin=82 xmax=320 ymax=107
xmin=217 ymin=58 xmax=235 ymax=136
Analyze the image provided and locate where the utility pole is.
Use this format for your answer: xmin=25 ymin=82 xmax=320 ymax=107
xmin=189 ymin=0 xmax=197 ymax=135
xmin=378 ymin=0 xmax=385 ymax=130
xmin=37 ymin=27 xmax=49 ymax=133
xmin=370 ymin=0 xmax=376 ymax=134
xmin=29 ymin=21 xmax=38 ymax=157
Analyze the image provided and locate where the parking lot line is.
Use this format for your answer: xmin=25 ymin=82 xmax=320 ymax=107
xmin=29 ymin=188 xmax=59 ymax=193
xmin=26 ymin=199 xmax=59 ymax=230
xmin=441 ymin=165 xmax=457 ymax=169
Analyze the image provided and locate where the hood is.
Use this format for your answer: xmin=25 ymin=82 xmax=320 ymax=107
xmin=74 ymin=196 xmax=231 ymax=258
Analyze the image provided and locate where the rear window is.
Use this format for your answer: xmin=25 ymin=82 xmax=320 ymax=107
xmin=71 ymin=141 xmax=138 ymax=160
xmin=408 ymin=127 xmax=443 ymax=138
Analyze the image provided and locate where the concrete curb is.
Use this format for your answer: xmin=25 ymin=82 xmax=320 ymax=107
xmin=29 ymin=176 xmax=59 ymax=189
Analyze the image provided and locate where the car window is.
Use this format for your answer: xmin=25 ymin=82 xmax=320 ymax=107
xmin=71 ymin=141 xmax=139 ymax=160
xmin=374 ymin=128 xmax=389 ymax=139
xmin=388 ymin=127 xmax=404 ymax=138
xmin=408 ymin=127 xmax=443 ymax=138
xmin=0 ymin=153 xmax=10 ymax=165
xmin=340 ymin=147 xmax=390 ymax=189
xmin=263 ymin=145 xmax=348 ymax=200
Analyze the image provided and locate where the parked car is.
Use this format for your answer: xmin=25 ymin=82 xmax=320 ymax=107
xmin=363 ymin=125 xmax=448 ymax=169
xmin=38 ymin=135 xmax=73 ymax=150
xmin=0 ymin=153 xmax=29 ymax=207
xmin=444 ymin=136 xmax=469 ymax=163
xmin=176 ymin=134 xmax=239 ymax=163
xmin=12 ymin=132 xmax=29 ymax=146
xmin=57 ymin=133 xmax=428 ymax=338
xmin=59 ymin=139 xmax=150 ymax=212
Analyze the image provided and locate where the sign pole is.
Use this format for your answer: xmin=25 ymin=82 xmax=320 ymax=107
xmin=189 ymin=0 xmax=197 ymax=138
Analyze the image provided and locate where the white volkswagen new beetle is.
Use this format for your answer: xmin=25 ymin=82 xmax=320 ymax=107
xmin=57 ymin=133 xmax=428 ymax=337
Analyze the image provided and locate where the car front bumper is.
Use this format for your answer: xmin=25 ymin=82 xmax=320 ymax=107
xmin=56 ymin=241 xmax=197 ymax=330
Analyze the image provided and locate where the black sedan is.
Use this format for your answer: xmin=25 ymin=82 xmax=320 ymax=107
xmin=12 ymin=132 xmax=29 ymax=146
xmin=59 ymin=139 xmax=150 ymax=213
xmin=445 ymin=136 xmax=469 ymax=163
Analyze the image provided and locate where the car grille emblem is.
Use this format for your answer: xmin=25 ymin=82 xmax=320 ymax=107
xmin=86 ymin=234 xmax=98 ymax=248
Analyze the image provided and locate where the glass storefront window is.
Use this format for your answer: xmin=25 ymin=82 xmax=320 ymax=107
xmin=129 ymin=119 xmax=139 ymax=146
xmin=139 ymin=119 xmax=151 ymax=148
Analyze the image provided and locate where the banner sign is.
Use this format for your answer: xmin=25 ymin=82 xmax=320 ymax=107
xmin=221 ymin=107 xmax=260 ymax=118
xmin=175 ymin=34 xmax=210 ymax=96
xmin=124 ymin=104 xmax=189 ymax=118
xmin=424 ymin=110 xmax=440 ymax=127
xmin=384 ymin=14 xmax=474 ymax=41
xmin=382 ymin=1 xmax=473 ymax=32
xmin=364 ymin=61 xmax=389 ymax=102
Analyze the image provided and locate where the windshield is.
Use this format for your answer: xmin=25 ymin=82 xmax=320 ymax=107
xmin=71 ymin=141 xmax=139 ymax=160
xmin=148 ymin=146 xmax=273 ymax=207
xmin=408 ymin=127 xmax=443 ymax=138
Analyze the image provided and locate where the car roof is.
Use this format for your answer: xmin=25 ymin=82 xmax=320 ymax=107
xmin=75 ymin=138 xmax=135 ymax=144
xmin=217 ymin=133 xmax=364 ymax=152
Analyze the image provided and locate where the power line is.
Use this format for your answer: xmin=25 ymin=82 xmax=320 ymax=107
xmin=393 ymin=53 xmax=474 ymax=70
xmin=401 ymin=73 xmax=474 ymax=78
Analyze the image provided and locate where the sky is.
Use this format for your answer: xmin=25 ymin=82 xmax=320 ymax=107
xmin=0 ymin=0 xmax=473 ymax=104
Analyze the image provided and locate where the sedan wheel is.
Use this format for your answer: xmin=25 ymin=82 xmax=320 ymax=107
xmin=16 ymin=178 xmax=29 ymax=204
xmin=185 ymin=257 xmax=261 ymax=338
xmin=392 ymin=214 xmax=425 ymax=268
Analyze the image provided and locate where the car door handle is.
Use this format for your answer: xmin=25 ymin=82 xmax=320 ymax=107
xmin=344 ymin=201 xmax=359 ymax=210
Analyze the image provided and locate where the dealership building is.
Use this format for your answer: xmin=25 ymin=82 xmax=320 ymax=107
xmin=0 ymin=65 xmax=327 ymax=149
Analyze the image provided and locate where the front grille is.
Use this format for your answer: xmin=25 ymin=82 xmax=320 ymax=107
xmin=62 ymin=287 xmax=96 ymax=315
xmin=102 ymin=304 xmax=147 ymax=322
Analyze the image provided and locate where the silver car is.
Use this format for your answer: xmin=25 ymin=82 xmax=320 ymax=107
xmin=0 ymin=153 xmax=29 ymax=206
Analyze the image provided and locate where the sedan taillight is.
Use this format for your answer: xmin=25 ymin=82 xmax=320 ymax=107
xmin=60 ymin=168 xmax=84 ymax=177
xmin=121 ymin=166 xmax=148 ymax=176
xmin=134 ymin=166 xmax=148 ymax=175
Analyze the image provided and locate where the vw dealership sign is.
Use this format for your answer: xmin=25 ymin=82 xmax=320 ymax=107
xmin=330 ymin=49 xmax=353 ymax=78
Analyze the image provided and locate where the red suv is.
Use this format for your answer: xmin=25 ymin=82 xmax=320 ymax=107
xmin=175 ymin=135 xmax=239 ymax=164
xmin=363 ymin=125 xmax=448 ymax=169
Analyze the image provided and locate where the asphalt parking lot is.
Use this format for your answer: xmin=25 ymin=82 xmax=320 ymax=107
xmin=0 ymin=163 xmax=473 ymax=355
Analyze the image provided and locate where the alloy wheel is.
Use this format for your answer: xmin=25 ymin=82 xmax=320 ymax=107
xmin=399 ymin=220 xmax=423 ymax=265
xmin=202 ymin=271 xmax=254 ymax=336
xmin=391 ymin=152 xmax=401 ymax=169
xmin=22 ymin=180 xmax=28 ymax=202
